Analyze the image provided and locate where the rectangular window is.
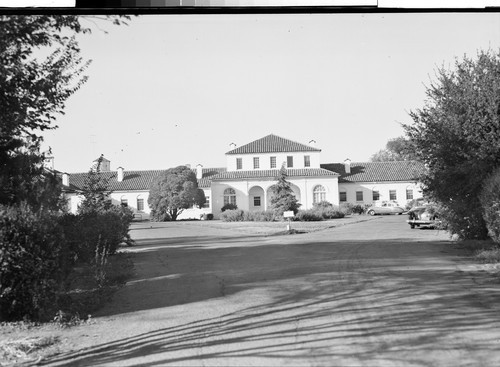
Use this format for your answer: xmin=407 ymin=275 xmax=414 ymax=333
xmin=236 ymin=158 xmax=242 ymax=170
xmin=304 ymin=155 xmax=310 ymax=167
xmin=406 ymin=189 xmax=414 ymax=200
xmin=287 ymin=156 xmax=293 ymax=168
xmin=339 ymin=192 xmax=347 ymax=202
xmin=137 ymin=198 xmax=144 ymax=211
xmin=372 ymin=191 xmax=380 ymax=201
xmin=389 ymin=190 xmax=397 ymax=201
xmin=253 ymin=157 xmax=259 ymax=169
xmin=254 ymin=196 xmax=261 ymax=207
xmin=270 ymin=156 xmax=276 ymax=169
xmin=356 ymin=191 xmax=363 ymax=202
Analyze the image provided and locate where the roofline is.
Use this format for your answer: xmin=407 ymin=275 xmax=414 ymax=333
xmin=225 ymin=149 xmax=322 ymax=155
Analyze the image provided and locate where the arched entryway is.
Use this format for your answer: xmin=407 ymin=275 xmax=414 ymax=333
xmin=248 ymin=186 xmax=265 ymax=211
xmin=266 ymin=183 xmax=301 ymax=210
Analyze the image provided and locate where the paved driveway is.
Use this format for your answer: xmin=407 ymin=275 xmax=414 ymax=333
xmin=46 ymin=216 xmax=500 ymax=367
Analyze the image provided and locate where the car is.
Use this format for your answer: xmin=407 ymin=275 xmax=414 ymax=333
xmin=406 ymin=205 xmax=441 ymax=229
xmin=366 ymin=201 xmax=405 ymax=216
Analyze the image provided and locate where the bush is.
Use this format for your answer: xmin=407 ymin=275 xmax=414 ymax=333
xmin=0 ymin=204 xmax=69 ymax=321
xmin=351 ymin=204 xmax=366 ymax=215
xmin=243 ymin=210 xmax=277 ymax=222
xmin=220 ymin=209 xmax=244 ymax=222
xmin=339 ymin=202 xmax=354 ymax=215
xmin=150 ymin=209 xmax=171 ymax=222
xmin=201 ymin=213 xmax=214 ymax=220
xmin=295 ymin=209 xmax=324 ymax=221
xmin=480 ymin=167 xmax=500 ymax=244
xmin=221 ymin=203 xmax=238 ymax=212
xmin=311 ymin=201 xmax=345 ymax=219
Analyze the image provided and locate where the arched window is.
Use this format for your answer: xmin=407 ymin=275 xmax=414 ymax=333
xmin=224 ymin=188 xmax=237 ymax=206
xmin=313 ymin=185 xmax=326 ymax=204
xmin=136 ymin=194 xmax=144 ymax=212
xmin=120 ymin=195 xmax=128 ymax=207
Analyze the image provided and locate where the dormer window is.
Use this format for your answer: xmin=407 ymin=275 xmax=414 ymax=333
xmin=253 ymin=157 xmax=260 ymax=169
xmin=236 ymin=158 xmax=242 ymax=170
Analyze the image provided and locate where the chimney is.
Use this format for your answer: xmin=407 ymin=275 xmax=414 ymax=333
xmin=117 ymin=167 xmax=124 ymax=182
xmin=229 ymin=142 xmax=236 ymax=150
xmin=309 ymin=139 xmax=316 ymax=148
xmin=196 ymin=164 xmax=203 ymax=180
xmin=62 ymin=172 xmax=69 ymax=186
xmin=344 ymin=158 xmax=351 ymax=174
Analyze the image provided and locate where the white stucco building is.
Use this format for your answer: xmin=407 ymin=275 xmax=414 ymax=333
xmin=61 ymin=134 xmax=424 ymax=219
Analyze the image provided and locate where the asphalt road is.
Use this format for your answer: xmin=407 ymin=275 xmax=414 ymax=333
xmin=45 ymin=215 xmax=500 ymax=367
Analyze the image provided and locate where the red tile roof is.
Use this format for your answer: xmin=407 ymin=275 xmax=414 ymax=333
xmin=226 ymin=134 xmax=320 ymax=155
xmin=321 ymin=161 xmax=426 ymax=183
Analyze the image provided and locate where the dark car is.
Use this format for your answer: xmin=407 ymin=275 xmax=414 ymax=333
xmin=407 ymin=205 xmax=441 ymax=229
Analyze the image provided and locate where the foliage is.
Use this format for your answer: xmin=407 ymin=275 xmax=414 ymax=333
xmin=339 ymin=202 xmax=354 ymax=215
xmin=77 ymin=155 xmax=112 ymax=214
xmin=243 ymin=210 xmax=277 ymax=222
xmin=295 ymin=209 xmax=324 ymax=222
xmin=220 ymin=209 xmax=245 ymax=222
xmin=312 ymin=201 xmax=346 ymax=219
xmin=201 ymin=213 xmax=214 ymax=220
xmin=351 ymin=204 xmax=366 ymax=215
xmin=269 ymin=165 xmax=301 ymax=216
xmin=0 ymin=203 xmax=69 ymax=321
xmin=370 ymin=136 xmax=417 ymax=162
xmin=404 ymin=50 xmax=500 ymax=240
xmin=221 ymin=203 xmax=238 ymax=212
xmin=479 ymin=167 xmax=500 ymax=243
xmin=148 ymin=166 xmax=205 ymax=221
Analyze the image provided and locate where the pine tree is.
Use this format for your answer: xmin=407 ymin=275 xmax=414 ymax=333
xmin=269 ymin=164 xmax=301 ymax=216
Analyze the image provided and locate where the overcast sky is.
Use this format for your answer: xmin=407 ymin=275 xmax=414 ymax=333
xmin=41 ymin=12 xmax=500 ymax=173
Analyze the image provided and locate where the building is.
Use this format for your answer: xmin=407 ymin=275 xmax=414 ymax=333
xmin=61 ymin=134 xmax=424 ymax=219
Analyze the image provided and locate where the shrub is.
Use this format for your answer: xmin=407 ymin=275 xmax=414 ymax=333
xmin=339 ymin=202 xmax=354 ymax=215
xmin=295 ymin=209 xmax=324 ymax=221
xmin=221 ymin=203 xmax=238 ymax=212
xmin=243 ymin=210 xmax=276 ymax=222
xmin=150 ymin=209 xmax=171 ymax=222
xmin=0 ymin=203 xmax=69 ymax=321
xmin=220 ymin=209 xmax=244 ymax=222
xmin=312 ymin=201 xmax=345 ymax=219
xmin=201 ymin=213 xmax=214 ymax=220
xmin=351 ymin=204 xmax=366 ymax=215
xmin=479 ymin=167 xmax=500 ymax=244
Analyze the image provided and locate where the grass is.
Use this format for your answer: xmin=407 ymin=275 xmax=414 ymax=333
xmin=457 ymin=239 xmax=500 ymax=263
xmin=0 ymin=336 xmax=59 ymax=366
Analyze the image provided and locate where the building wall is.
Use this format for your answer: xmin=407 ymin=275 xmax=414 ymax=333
xmin=337 ymin=181 xmax=423 ymax=207
xmin=226 ymin=151 xmax=321 ymax=171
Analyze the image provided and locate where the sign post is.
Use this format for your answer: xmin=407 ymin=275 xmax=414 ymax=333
xmin=283 ymin=210 xmax=294 ymax=231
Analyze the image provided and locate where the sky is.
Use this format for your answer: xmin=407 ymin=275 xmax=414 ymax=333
xmin=40 ymin=12 xmax=500 ymax=173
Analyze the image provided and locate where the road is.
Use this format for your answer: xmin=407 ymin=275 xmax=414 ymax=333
xmin=45 ymin=216 xmax=500 ymax=367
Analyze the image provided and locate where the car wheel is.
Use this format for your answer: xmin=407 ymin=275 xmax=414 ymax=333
xmin=410 ymin=224 xmax=415 ymax=229
xmin=368 ymin=210 xmax=375 ymax=216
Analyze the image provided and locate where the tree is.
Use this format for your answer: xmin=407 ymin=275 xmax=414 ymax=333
xmin=370 ymin=136 xmax=417 ymax=162
xmin=269 ymin=165 xmax=301 ymax=216
xmin=0 ymin=15 xmax=129 ymax=208
xmin=403 ymin=49 xmax=500 ymax=240
xmin=77 ymin=155 xmax=113 ymax=214
xmin=148 ymin=166 xmax=206 ymax=221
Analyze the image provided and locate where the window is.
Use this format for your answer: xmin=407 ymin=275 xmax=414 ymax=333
xmin=304 ymin=155 xmax=311 ymax=167
xmin=406 ymin=189 xmax=414 ymax=200
xmin=223 ymin=188 xmax=237 ymax=206
xmin=137 ymin=197 xmax=144 ymax=211
xmin=287 ymin=156 xmax=293 ymax=168
xmin=372 ymin=190 xmax=380 ymax=201
xmin=204 ymin=196 xmax=210 ymax=208
xmin=270 ymin=156 xmax=276 ymax=169
xmin=356 ymin=191 xmax=363 ymax=202
xmin=339 ymin=191 xmax=347 ymax=202
xmin=389 ymin=190 xmax=397 ymax=201
xmin=253 ymin=196 xmax=261 ymax=207
xmin=236 ymin=158 xmax=242 ymax=170
xmin=313 ymin=185 xmax=326 ymax=204
xmin=253 ymin=157 xmax=260 ymax=169
xmin=121 ymin=197 xmax=128 ymax=207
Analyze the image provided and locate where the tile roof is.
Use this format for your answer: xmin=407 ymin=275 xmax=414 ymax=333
xmin=212 ymin=168 xmax=338 ymax=180
xmin=321 ymin=161 xmax=426 ymax=183
xmin=226 ymin=134 xmax=320 ymax=155
xmin=65 ymin=167 xmax=226 ymax=192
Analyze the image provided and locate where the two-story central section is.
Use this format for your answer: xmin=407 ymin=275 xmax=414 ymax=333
xmin=210 ymin=134 xmax=340 ymax=214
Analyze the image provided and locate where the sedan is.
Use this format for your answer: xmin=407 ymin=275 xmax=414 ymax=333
xmin=406 ymin=205 xmax=441 ymax=229
xmin=366 ymin=201 xmax=405 ymax=216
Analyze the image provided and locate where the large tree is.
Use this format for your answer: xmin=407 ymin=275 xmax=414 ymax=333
xmin=148 ymin=166 xmax=206 ymax=221
xmin=404 ymin=49 xmax=500 ymax=240
xmin=269 ymin=165 xmax=301 ymax=216
xmin=0 ymin=15 xmax=128 ymax=208
xmin=370 ymin=136 xmax=417 ymax=162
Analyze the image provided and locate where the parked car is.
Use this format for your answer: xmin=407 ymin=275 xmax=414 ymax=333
xmin=366 ymin=201 xmax=405 ymax=216
xmin=406 ymin=205 xmax=441 ymax=229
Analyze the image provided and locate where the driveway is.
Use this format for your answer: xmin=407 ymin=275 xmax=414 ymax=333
xmin=45 ymin=216 xmax=500 ymax=366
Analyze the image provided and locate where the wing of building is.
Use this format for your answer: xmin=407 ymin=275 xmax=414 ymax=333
xmin=60 ymin=134 xmax=425 ymax=219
